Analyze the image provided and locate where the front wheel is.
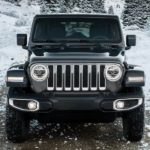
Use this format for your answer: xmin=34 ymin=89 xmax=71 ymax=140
xmin=122 ymin=102 xmax=144 ymax=142
xmin=5 ymin=105 xmax=30 ymax=143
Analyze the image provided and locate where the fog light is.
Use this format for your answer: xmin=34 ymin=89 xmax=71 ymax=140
xmin=116 ymin=101 xmax=124 ymax=109
xmin=28 ymin=101 xmax=37 ymax=110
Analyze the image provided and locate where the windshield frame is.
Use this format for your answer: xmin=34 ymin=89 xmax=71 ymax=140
xmin=30 ymin=16 xmax=123 ymax=44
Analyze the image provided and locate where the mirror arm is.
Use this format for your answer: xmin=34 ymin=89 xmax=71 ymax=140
xmin=22 ymin=46 xmax=32 ymax=54
xmin=22 ymin=46 xmax=28 ymax=50
xmin=125 ymin=46 xmax=131 ymax=50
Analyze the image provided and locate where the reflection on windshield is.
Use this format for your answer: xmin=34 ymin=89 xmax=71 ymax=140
xmin=33 ymin=18 xmax=121 ymax=42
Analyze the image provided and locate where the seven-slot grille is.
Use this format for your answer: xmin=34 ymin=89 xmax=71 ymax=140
xmin=47 ymin=64 xmax=106 ymax=91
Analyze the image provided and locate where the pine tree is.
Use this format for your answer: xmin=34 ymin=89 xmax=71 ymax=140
xmin=82 ymin=0 xmax=93 ymax=13
xmin=4 ymin=0 xmax=15 ymax=3
xmin=92 ymin=0 xmax=106 ymax=13
xmin=108 ymin=6 xmax=114 ymax=15
xmin=5 ymin=0 xmax=20 ymax=5
xmin=123 ymin=0 xmax=150 ymax=28
xmin=41 ymin=0 xmax=106 ymax=14
xmin=40 ymin=0 xmax=61 ymax=13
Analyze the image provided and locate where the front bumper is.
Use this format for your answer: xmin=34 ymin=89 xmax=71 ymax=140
xmin=8 ymin=91 xmax=144 ymax=113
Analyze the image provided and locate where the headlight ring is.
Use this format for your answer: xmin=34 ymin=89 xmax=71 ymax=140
xmin=105 ymin=64 xmax=123 ymax=82
xmin=30 ymin=64 xmax=49 ymax=81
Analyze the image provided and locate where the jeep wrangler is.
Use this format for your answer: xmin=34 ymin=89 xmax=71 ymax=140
xmin=5 ymin=14 xmax=145 ymax=143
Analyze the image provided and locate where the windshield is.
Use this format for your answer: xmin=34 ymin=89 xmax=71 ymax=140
xmin=32 ymin=18 xmax=121 ymax=43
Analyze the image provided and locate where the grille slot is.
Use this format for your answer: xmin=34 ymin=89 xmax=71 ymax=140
xmin=82 ymin=65 xmax=88 ymax=90
xmin=74 ymin=65 xmax=80 ymax=91
xmin=100 ymin=65 xmax=105 ymax=90
xmin=48 ymin=65 xmax=54 ymax=90
xmin=91 ymin=65 xmax=97 ymax=90
xmin=48 ymin=64 xmax=106 ymax=91
xmin=56 ymin=65 xmax=63 ymax=90
xmin=65 ymin=65 xmax=71 ymax=90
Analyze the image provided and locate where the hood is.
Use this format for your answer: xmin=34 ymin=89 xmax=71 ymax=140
xmin=30 ymin=52 xmax=125 ymax=64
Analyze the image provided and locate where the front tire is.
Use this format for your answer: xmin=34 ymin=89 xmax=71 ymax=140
xmin=6 ymin=105 xmax=30 ymax=143
xmin=122 ymin=102 xmax=144 ymax=142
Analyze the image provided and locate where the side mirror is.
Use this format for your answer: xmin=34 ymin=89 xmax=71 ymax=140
xmin=126 ymin=35 xmax=136 ymax=47
xmin=17 ymin=34 xmax=27 ymax=47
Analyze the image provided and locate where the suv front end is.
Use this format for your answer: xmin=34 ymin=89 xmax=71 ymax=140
xmin=5 ymin=14 xmax=145 ymax=143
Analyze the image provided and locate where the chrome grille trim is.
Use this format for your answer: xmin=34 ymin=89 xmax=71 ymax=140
xmin=82 ymin=65 xmax=89 ymax=91
xmin=47 ymin=63 xmax=107 ymax=91
xmin=73 ymin=65 xmax=81 ymax=91
xmin=65 ymin=65 xmax=72 ymax=91
xmin=56 ymin=65 xmax=63 ymax=91
xmin=99 ymin=65 xmax=106 ymax=91
xmin=90 ymin=65 xmax=97 ymax=91
xmin=47 ymin=65 xmax=54 ymax=91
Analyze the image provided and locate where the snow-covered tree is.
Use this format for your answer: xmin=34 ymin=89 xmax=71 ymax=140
xmin=41 ymin=0 xmax=106 ymax=13
xmin=108 ymin=6 xmax=114 ymax=15
xmin=40 ymin=0 xmax=60 ymax=13
xmin=92 ymin=0 xmax=106 ymax=13
xmin=5 ymin=0 xmax=20 ymax=5
xmin=123 ymin=0 xmax=150 ymax=28
xmin=75 ymin=0 xmax=93 ymax=13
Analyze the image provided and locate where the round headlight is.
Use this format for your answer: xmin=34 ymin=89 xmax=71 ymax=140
xmin=30 ymin=64 xmax=49 ymax=81
xmin=105 ymin=64 xmax=123 ymax=81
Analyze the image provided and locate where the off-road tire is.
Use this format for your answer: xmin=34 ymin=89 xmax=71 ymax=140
xmin=6 ymin=104 xmax=29 ymax=143
xmin=122 ymin=102 xmax=144 ymax=142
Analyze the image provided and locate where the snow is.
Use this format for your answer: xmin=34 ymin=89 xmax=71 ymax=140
xmin=124 ymin=29 xmax=150 ymax=109
xmin=0 ymin=0 xmax=150 ymax=110
xmin=147 ymin=132 xmax=150 ymax=138
xmin=104 ymin=0 xmax=125 ymax=18
xmin=0 ymin=0 xmax=40 ymax=85
xmin=146 ymin=124 xmax=150 ymax=131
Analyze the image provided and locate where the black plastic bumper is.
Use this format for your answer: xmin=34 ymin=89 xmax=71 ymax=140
xmin=8 ymin=90 xmax=144 ymax=113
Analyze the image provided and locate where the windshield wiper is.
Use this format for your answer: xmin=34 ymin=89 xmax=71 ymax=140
xmin=31 ymin=39 xmax=96 ymax=50
xmin=31 ymin=42 xmax=68 ymax=49
xmin=61 ymin=39 xmax=122 ymax=49
xmin=33 ymin=39 xmax=65 ymax=43
xmin=30 ymin=39 xmax=122 ymax=56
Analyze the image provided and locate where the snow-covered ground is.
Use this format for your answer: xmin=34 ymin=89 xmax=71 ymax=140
xmin=0 ymin=0 xmax=40 ymax=84
xmin=125 ymin=30 xmax=150 ymax=110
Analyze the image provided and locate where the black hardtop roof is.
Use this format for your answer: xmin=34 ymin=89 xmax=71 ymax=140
xmin=34 ymin=14 xmax=119 ymax=20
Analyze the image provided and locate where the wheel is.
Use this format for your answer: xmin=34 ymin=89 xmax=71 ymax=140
xmin=6 ymin=104 xmax=30 ymax=143
xmin=122 ymin=102 xmax=144 ymax=142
